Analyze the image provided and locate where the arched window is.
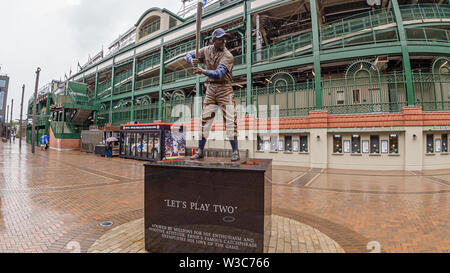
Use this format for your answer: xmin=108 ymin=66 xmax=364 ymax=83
xmin=139 ymin=16 xmax=161 ymax=39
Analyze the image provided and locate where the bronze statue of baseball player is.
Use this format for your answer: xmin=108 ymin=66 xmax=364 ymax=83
xmin=185 ymin=28 xmax=239 ymax=161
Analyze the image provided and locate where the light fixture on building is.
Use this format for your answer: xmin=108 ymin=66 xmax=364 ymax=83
xmin=275 ymin=88 xmax=281 ymax=93
xmin=312 ymin=71 xmax=315 ymax=77
xmin=317 ymin=135 xmax=320 ymax=140
xmin=265 ymin=79 xmax=273 ymax=84
xmin=413 ymin=134 xmax=417 ymax=140
xmin=236 ymin=84 xmax=244 ymax=88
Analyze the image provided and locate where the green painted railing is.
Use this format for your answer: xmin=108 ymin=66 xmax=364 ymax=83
xmin=97 ymin=70 xmax=450 ymax=125
xmin=135 ymin=103 xmax=160 ymax=123
xmin=401 ymin=4 xmax=450 ymax=23
xmin=252 ymin=81 xmax=315 ymax=118
xmin=50 ymin=121 xmax=80 ymax=139
xmin=162 ymin=97 xmax=197 ymax=123
xmin=30 ymin=114 xmax=50 ymax=127
xmin=234 ymin=55 xmax=245 ymax=66
xmin=414 ymin=72 xmax=450 ymax=112
xmin=137 ymin=53 xmax=160 ymax=73
xmin=164 ymin=67 xmax=194 ymax=84
xmin=111 ymin=106 xmax=132 ymax=126
xmin=321 ymin=26 xmax=399 ymax=50
xmin=97 ymin=80 xmax=112 ymax=98
xmin=321 ymin=9 xmax=395 ymax=42
xmin=252 ymin=32 xmax=313 ymax=64
xmin=67 ymin=88 xmax=90 ymax=106
xmin=166 ymin=40 xmax=196 ymax=61
xmin=322 ymin=73 xmax=408 ymax=115
xmin=96 ymin=111 xmax=109 ymax=126
xmin=114 ymin=69 xmax=133 ymax=85
xmin=136 ymin=76 xmax=160 ymax=90
xmin=114 ymin=82 xmax=133 ymax=95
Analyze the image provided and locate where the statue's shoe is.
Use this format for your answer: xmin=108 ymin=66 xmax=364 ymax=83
xmin=231 ymin=151 xmax=240 ymax=162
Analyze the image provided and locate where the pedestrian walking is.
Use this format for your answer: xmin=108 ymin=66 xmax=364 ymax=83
xmin=40 ymin=135 xmax=50 ymax=151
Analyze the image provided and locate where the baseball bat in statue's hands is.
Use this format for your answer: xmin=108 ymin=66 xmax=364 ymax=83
xmin=194 ymin=0 xmax=203 ymax=68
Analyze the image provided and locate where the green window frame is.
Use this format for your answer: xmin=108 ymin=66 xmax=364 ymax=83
xmin=139 ymin=17 xmax=161 ymax=39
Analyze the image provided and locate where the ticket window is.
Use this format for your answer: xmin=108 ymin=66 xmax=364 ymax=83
xmin=389 ymin=134 xmax=399 ymax=154
xmin=370 ymin=135 xmax=380 ymax=154
xmin=426 ymin=134 xmax=434 ymax=153
xmin=300 ymin=136 xmax=308 ymax=152
xmin=333 ymin=135 xmax=342 ymax=153
xmin=352 ymin=135 xmax=361 ymax=154
xmin=257 ymin=136 xmax=263 ymax=151
xmin=285 ymin=136 xmax=292 ymax=152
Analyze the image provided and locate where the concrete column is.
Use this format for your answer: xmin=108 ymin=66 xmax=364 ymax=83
xmin=310 ymin=128 xmax=328 ymax=168
xmin=404 ymin=126 xmax=423 ymax=171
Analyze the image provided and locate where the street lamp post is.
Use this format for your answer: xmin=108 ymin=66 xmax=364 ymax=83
xmin=19 ymin=84 xmax=25 ymax=148
xmin=31 ymin=67 xmax=41 ymax=154
xmin=6 ymin=105 xmax=9 ymax=139
xmin=10 ymin=98 xmax=13 ymax=143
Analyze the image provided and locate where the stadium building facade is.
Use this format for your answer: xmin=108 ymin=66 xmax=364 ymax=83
xmin=27 ymin=0 xmax=450 ymax=170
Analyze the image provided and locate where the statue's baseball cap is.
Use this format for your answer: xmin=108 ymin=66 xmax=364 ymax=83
xmin=212 ymin=28 xmax=231 ymax=40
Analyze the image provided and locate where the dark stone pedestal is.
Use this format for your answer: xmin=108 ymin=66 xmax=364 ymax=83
xmin=144 ymin=158 xmax=272 ymax=253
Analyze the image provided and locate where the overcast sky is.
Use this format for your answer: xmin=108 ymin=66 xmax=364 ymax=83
xmin=0 ymin=0 xmax=180 ymax=119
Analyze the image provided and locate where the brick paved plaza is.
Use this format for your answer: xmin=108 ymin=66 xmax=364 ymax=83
xmin=0 ymin=141 xmax=448 ymax=253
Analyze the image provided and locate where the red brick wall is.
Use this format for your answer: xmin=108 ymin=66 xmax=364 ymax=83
xmin=49 ymin=126 xmax=81 ymax=150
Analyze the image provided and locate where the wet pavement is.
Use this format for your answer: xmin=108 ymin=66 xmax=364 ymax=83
xmin=0 ymin=141 xmax=449 ymax=253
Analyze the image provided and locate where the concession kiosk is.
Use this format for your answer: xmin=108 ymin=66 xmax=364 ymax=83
xmin=119 ymin=123 xmax=186 ymax=162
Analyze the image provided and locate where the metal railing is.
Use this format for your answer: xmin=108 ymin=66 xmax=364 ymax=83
xmin=114 ymin=69 xmax=133 ymax=85
xmin=111 ymin=106 xmax=132 ymax=126
xmin=113 ymin=82 xmax=133 ymax=95
xmin=401 ymin=4 xmax=450 ymax=23
xmin=136 ymin=76 xmax=160 ymax=90
xmin=414 ymin=72 xmax=450 ymax=111
xmin=322 ymin=73 xmax=408 ymax=115
xmin=97 ymin=80 xmax=112 ymax=98
xmin=98 ymin=69 xmax=450 ymax=125
xmin=321 ymin=9 xmax=395 ymax=42
xmin=166 ymin=40 xmax=196 ymax=61
xmin=164 ymin=67 xmax=194 ymax=84
xmin=252 ymin=31 xmax=313 ymax=64
xmin=137 ymin=53 xmax=160 ymax=73
xmin=135 ymin=103 xmax=160 ymax=123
